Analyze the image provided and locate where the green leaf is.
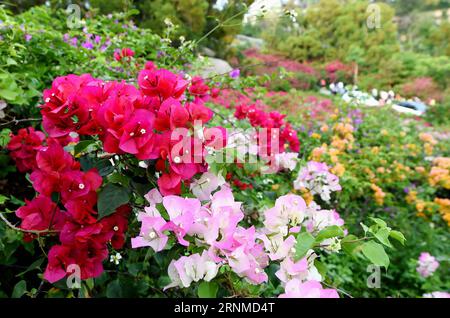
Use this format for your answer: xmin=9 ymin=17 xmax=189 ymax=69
xmin=197 ymin=281 xmax=218 ymax=298
xmin=15 ymin=257 xmax=45 ymax=277
xmin=0 ymin=128 xmax=12 ymax=148
xmin=360 ymin=222 xmax=369 ymax=234
xmin=370 ymin=217 xmax=387 ymax=228
xmin=97 ymin=184 xmax=130 ymax=219
xmin=79 ymin=156 xmax=114 ymax=176
xmin=315 ymin=225 xmax=344 ymax=243
xmin=74 ymin=140 xmax=98 ymax=156
xmin=361 ymin=241 xmax=389 ymax=269
xmin=11 ymin=280 xmax=27 ymax=298
xmin=374 ymin=228 xmax=392 ymax=248
xmin=341 ymin=234 xmax=361 ymax=255
xmin=0 ymin=194 xmax=8 ymax=205
xmin=389 ymin=230 xmax=406 ymax=245
xmin=294 ymin=231 xmax=315 ymax=261
xmin=106 ymin=279 xmax=122 ymax=298
xmin=314 ymin=260 xmax=327 ymax=278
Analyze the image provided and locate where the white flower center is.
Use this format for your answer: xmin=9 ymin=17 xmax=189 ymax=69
xmin=113 ymin=226 xmax=119 ymax=231
xmin=140 ymin=129 xmax=146 ymax=134
xmin=78 ymin=183 xmax=85 ymax=190
xmin=173 ymin=156 xmax=181 ymax=163
xmin=149 ymin=231 xmax=156 ymax=239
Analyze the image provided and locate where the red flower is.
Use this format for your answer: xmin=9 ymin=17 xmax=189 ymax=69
xmin=7 ymin=127 xmax=45 ymax=172
xmin=144 ymin=61 xmax=156 ymax=71
xmin=30 ymin=139 xmax=79 ymax=195
xmin=44 ymin=241 xmax=108 ymax=283
xmin=60 ymin=169 xmax=102 ymax=203
xmin=40 ymin=74 xmax=100 ymax=138
xmin=158 ymin=169 xmax=182 ymax=196
xmin=189 ymin=76 xmax=210 ymax=101
xmin=118 ymin=109 xmax=158 ymax=160
xmin=114 ymin=48 xmax=135 ymax=62
xmin=60 ymin=221 xmax=103 ymax=246
xmin=64 ymin=192 xmax=98 ymax=225
xmin=99 ymin=205 xmax=131 ymax=249
xmin=138 ymin=68 xmax=188 ymax=101
xmin=15 ymin=196 xmax=65 ymax=234
xmin=186 ymin=101 xmax=213 ymax=124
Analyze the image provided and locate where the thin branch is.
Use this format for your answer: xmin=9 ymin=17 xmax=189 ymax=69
xmin=0 ymin=212 xmax=59 ymax=234
xmin=0 ymin=117 xmax=41 ymax=128
xmin=322 ymin=281 xmax=354 ymax=298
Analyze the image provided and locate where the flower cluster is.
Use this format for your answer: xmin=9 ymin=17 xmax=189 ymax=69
xmin=260 ymin=194 xmax=343 ymax=297
xmin=132 ymin=174 xmax=344 ymax=298
xmin=8 ymin=135 xmax=131 ymax=282
xmin=429 ymin=157 xmax=450 ymax=190
xmin=132 ymin=185 xmax=269 ymax=286
xmin=6 ymin=127 xmax=45 ymax=172
xmin=38 ymin=66 xmax=225 ymax=196
xmin=416 ymin=252 xmax=440 ymax=278
xmin=233 ymin=102 xmax=299 ymax=154
xmin=293 ymin=161 xmax=342 ymax=202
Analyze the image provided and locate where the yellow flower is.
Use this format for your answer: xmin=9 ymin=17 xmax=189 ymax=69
xmin=424 ymin=143 xmax=434 ymax=155
xmin=310 ymin=145 xmax=327 ymax=161
xmin=435 ymin=198 xmax=450 ymax=226
xmin=370 ymin=184 xmax=386 ymax=206
xmin=405 ymin=191 xmax=417 ymax=204
xmin=271 ymin=184 xmax=280 ymax=191
xmin=419 ymin=133 xmax=437 ymax=145
xmin=415 ymin=166 xmax=426 ymax=174
xmin=371 ymin=147 xmax=380 ymax=155
xmin=311 ymin=133 xmax=321 ymax=139
xmin=331 ymin=163 xmax=345 ymax=177
xmin=416 ymin=200 xmax=426 ymax=214
xmin=381 ymin=129 xmax=388 ymax=136
xmin=301 ymin=191 xmax=314 ymax=206
xmin=320 ymin=125 xmax=329 ymax=133
xmin=433 ymin=157 xmax=450 ymax=169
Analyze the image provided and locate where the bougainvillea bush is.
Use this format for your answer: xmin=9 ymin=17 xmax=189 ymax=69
xmin=0 ymin=41 xmax=410 ymax=298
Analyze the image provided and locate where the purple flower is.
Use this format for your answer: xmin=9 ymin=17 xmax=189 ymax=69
xmin=82 ymin=41 xmax=94 ymax=50
xmin=94 ymin=35 xmax=101 ymax=44
xmin=24 ymin=34 xmax=32 ymax=42
xmin=63 ymin=33 xmax=70 ymax=42
xmin=417 ymin=252 xmax=439 ymax=278
xmin=229 ymin=68 xmax=240 ymax=79
xmin=70 ymin=37 xmax=78 ymax=47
